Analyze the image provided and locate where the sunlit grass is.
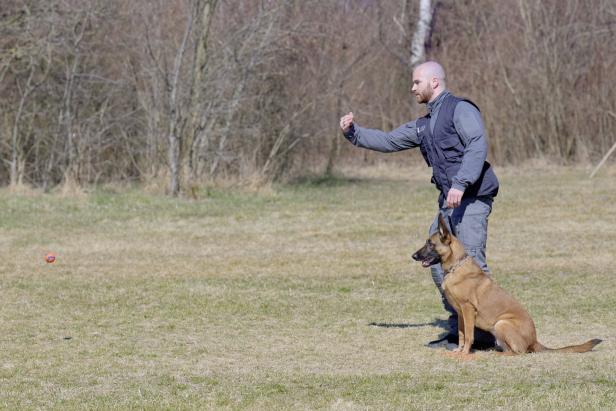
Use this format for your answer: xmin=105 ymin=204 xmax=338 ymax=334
xmin=0 ymin=165 xmax=614 ymax=409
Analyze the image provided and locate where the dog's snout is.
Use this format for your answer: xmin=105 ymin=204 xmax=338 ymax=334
xmin=412 ymin=246 xmax=428 ymax=261
xmin=412 ymin=240 xmax=431 ymax=261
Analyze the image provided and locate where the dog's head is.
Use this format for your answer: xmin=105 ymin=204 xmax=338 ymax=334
xmin=412 ymin=214 xmax=453 ymax=267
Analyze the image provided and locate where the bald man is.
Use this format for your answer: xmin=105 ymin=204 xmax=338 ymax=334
xmin=340 ymin=61 xmax=499 ymax=350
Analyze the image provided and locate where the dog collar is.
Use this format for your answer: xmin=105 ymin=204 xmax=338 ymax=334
xmin=444 ymin=255 xmax=472 ymax=275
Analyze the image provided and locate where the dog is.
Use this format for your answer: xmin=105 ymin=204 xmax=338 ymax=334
xmin=412 ymin=214 xmax=602 ymax=355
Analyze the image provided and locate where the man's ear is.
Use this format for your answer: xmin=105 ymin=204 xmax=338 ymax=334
xmin=438 ymin=214 xmax=451 ymax=244
xmin=431 ymin=76 xmax=439 ymax=90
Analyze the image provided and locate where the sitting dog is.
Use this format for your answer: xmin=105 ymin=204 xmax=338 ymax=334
xmin=412 ymin=214 xmax=602 ymax=355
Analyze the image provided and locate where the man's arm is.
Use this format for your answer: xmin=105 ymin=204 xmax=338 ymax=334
xmin=451 ymin=102 xmax=488 ymax=192
xmin=339 ymin=112 xmax=421 ymax=153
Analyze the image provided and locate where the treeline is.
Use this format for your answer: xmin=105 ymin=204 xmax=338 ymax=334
xmin=1 ymin=0 xmax=615 ymax=194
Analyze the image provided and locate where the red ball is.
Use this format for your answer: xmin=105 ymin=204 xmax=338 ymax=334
xmin=45 ymin=253 xmax=56 ymax=263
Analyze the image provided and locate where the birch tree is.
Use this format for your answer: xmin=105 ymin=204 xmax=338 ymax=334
xmin=410 ymin=0 xmax=432 ymax=67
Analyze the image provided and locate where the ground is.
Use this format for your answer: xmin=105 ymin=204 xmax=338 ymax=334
xmin=0 ymin=164 xmax=615 ymax=409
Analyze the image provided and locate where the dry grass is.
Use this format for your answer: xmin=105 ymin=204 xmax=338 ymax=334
xmin=0 ymin=165 xmax=615 ymax=410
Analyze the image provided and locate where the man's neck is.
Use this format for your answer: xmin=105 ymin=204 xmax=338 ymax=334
xmin=428 ymin=88 xmax=446 ymax=103
xmin=426 ymin=89 xmax=449 ymax=115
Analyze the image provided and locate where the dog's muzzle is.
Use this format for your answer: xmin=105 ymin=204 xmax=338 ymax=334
xmin=412 ymin=242 xmax=441 ymax=267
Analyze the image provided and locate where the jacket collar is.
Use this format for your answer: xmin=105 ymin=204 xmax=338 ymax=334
xmin=426 ymin=90 xmax=450 ymax=116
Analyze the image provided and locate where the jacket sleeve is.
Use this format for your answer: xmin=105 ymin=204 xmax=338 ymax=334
xmin=343 ymin=121 xmax=421 ymax=153
xmin=451 ymin=102 xmax=488 ymax=192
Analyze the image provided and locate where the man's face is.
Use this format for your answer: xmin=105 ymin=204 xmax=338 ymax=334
xmin=411 ymin=69 xmax=433 ymax=104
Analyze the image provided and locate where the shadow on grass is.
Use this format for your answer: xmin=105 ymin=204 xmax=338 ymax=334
xmin=287 ymin=174 xmax=364 ymax=187
xmin=369 ymin=319 xmax=499 ymax=351
xmin=368 ymin=318 xmax=449 ymax=330
xmin=287 ymin=173 xmax=405 ymax=188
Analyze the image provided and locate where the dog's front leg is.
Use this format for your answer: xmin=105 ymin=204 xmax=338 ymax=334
xmin=453 ymin=313 xmax=465 ymax=353
xmin=459 ymin=303 xmax=477 ymax=355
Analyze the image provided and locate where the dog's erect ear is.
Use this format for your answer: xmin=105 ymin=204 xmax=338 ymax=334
xmin=438 ymin=214 xmax=451 ymax=244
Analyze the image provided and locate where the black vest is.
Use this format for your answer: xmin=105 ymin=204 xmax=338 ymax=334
xmin=417 ymin=94 xmax=499 ymax=200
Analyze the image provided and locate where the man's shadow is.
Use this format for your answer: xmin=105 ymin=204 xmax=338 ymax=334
xmin=368 ymin=318 xmax=498 ymax=351
xmin=368 ymin=318 xmax=449 ymax=330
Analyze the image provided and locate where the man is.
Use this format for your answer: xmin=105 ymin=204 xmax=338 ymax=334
xmin=339 ymin=61 xmax=499 ymax=349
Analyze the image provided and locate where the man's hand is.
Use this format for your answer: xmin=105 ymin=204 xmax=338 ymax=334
xmin=446 ymin=188 xmax=464 ymax=208
xmin=339 ymin=112 xmax=354 ymax=133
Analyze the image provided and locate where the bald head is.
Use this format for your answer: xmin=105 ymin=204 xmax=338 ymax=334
xmin=411 ymin=61 xmax=447 ymax=104
xmin=415 ymin=61 xmax=446 ymax=84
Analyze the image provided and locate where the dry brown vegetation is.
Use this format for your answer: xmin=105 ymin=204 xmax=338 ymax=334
xmin=1 ymin=0 xmax=615 ymax=194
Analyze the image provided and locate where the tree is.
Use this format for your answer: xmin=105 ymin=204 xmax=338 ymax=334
xmin=410 ymin=0 xmax=432 ymax=67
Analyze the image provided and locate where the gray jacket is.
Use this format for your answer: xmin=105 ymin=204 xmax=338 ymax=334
xmin=343 ymin=90 xmax=489 ymax=193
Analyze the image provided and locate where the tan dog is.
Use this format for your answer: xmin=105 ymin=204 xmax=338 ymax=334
xmin=412 ymin=214 xmax=602 ymax=355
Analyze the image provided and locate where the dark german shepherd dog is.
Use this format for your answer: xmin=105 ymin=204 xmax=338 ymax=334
xmin=412 ymin=214 xmax=602 ymax=355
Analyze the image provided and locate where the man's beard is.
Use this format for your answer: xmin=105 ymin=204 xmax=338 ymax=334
xmin=415 ymin=90 xmax=431 ymax=104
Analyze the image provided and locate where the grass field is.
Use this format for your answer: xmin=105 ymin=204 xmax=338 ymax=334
xmin=1 ymin=165 xmax=615 ymax=410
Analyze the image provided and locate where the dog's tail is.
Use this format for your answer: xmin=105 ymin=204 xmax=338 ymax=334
xmin=532 ymin=338 xmax=602 ymax=353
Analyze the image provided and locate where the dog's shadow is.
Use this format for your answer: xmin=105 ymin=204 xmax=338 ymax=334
xmin=368 ymin=318 xmax=449 ymax=331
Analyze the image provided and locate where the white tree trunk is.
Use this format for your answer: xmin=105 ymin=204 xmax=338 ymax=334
xmin=410 ymin=0 xmax=432 ymax=67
